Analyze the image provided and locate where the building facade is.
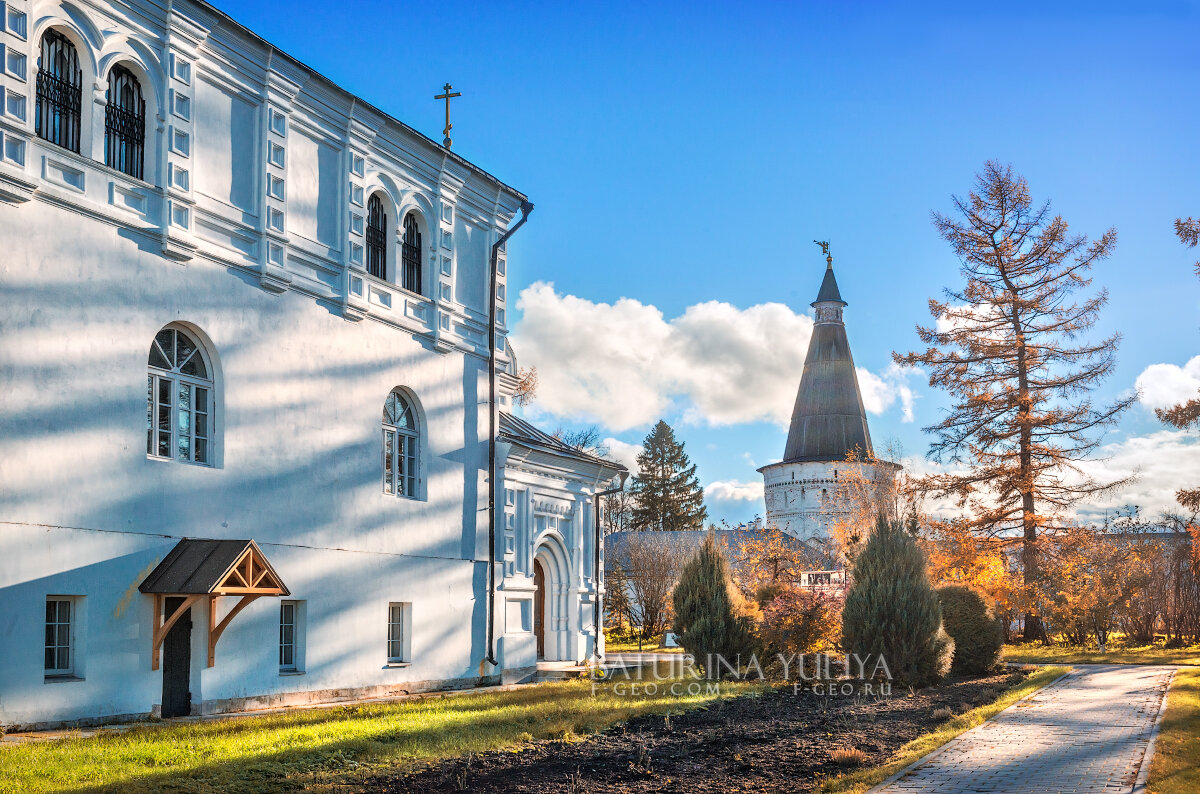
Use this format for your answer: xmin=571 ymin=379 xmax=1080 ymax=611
xmin=759 ymin=252 xmax=900 ymax=541
xmin=0 ymin=0 xmax=622 ymax=729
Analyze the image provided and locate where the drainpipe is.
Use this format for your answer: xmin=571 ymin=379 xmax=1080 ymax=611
xmin=592 ymin=470 xmax=629 ymax=663
xmin=486 ymin=199 xmax=533 ymax=669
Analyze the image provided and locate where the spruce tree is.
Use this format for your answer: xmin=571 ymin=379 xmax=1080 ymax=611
xmin=842 ymin=513 xmax=954 ymax=687
xmin=630 ymin=420 xmax=707 ymax=531
xmin=673 ymin=532 xmax=755 ymax=676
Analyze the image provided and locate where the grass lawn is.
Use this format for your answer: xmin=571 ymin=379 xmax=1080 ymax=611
xmin=1002 ymin=643 xmax=1200 ymax=666
xmin=1147 ymin=667 xmax=1200 ymax=794
xmin=604 ymin=632 xmax=686 ymax=653
xmin=820 ymin=666 xmax=1070 ymax=794
xmin=0 ymin=676 xmax=760 ymax=794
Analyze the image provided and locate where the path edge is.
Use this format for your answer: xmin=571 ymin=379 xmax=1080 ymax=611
xmin=1131 ymin=668 xmax=1177 ymax=794
xmin=863 ymin=667 xmax=1075 ymax=794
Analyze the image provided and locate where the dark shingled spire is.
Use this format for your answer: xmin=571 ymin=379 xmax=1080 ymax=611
xmin=813 ymin=262 xmax=846 ymax=306
xmin=782 ymin=261 xmax=874 ymax=463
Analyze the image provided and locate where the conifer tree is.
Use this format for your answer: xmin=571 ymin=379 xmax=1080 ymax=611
xmin=895 ymin=162 xmax=1133 ymax=640
xmin=673 ymin=531 xmax=755 ymax=675
xmin=842 ymin=513 xmax=953 ymax=687
xmin=630 ymin=420 xmax=707 ymax=531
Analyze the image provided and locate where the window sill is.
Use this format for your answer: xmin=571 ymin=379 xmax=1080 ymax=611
xmin=44 ymin=675 xmax=84 ymax=683
xmin=279 ymin=670 xmax=305 ymax=677
xmin=384 ymin=662 xmax=411 ymax=669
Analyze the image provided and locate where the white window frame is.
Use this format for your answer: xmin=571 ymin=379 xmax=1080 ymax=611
xmin=387 ymin=602 xmax=411 ymax=664
xmin=44 ymin=596 xmax=77 ymax=678
xmin=382 ymin=391 xmax=419 ymax=499
xmin=147 ymin=327 xmax=214 ymax=466
xmin=279 ymin=600 xmax=304 ymax=673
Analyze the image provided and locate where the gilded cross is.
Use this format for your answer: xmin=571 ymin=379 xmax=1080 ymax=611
xmin=434 ymin=83 xmax=462 ymax=149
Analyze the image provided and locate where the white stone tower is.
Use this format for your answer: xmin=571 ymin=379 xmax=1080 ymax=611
xmin=759 ymin=249 xmax=901 ymax=541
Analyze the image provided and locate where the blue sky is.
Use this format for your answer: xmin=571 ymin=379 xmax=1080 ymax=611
xmin=221 ymin=0 xmax=1200 ymax=523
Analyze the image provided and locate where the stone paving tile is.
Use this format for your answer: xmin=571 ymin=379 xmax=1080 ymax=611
xmin=873 ymin=665 xmax=1174 ymax=794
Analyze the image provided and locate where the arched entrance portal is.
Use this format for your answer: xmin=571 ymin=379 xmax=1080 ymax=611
xmin=533 ymin=535 xmax=570 ymax=662
xmin=533 ymin=559 xmax=546 ymax=659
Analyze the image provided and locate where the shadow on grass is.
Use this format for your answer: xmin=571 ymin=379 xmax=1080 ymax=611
xmin=2 ymin=680 xmax=745 ymax=794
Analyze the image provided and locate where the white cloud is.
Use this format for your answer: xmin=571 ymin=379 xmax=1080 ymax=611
xmin=1135 ymin=356 xmax=1200 ymax=412
xmin=602 ymin=437 xmax=642 ymax=473
xmin=902 ymin=429 xmax=1200 ymax=521
xmin=512 ymin=282 xmax=909 ymax=432
xmin=706 ymin=479 xmax=765 ymax=502
xmin=856 ymin=362 xmax=919 ymax=422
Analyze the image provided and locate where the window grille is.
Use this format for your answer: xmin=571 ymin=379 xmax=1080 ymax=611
xmin=279 ymin=602 xmax=297 ymax=671
xmin=382 ymin=390 xmax=419 ymax=498
xmin=35 ymin=30 xmax=82 ymax=152
xmin=45 ymin=598 xmax=74 ymax=676
xmin=147 ymin=327 xmax=213 ymax=465
xmin=401 ymin=213 xmax=422 ymax=294
xmin=366 ymin=195 xmax=387 ymax=279
xmin=387 ymin=603 xmax=408 ymax=662
xmin=104 ymin=65 xmax=145 ymax=180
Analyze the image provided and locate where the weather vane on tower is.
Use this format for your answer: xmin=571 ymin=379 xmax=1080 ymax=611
xmin=435 ymin=83 xmax=462 ymax=149
xmin=814 ymin=239 xmax=833 ymax=268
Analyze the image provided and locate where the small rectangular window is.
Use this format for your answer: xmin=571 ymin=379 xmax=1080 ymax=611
xmin=7 ymin=6 xmax=28 ymax=39
xmin=387 ymin=602 xmax=410 ymax=663
xmin=44 ymin=597 xmax=77 ymax=677
xmin=279 ymin=600 xmax=304 ymax=673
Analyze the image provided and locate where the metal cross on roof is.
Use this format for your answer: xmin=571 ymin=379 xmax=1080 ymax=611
xmin=435 ymin=82 xmax=462 ymax=149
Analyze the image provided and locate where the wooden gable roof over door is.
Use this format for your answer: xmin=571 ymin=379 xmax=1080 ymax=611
xmin=140 ymin=539 xmax=289 ymax=596
xmin=140 ymin=539 xmax=290 ymax=669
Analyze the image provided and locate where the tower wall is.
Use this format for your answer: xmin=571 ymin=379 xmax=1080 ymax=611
xmin=760 ymin=459 xmax=899 ymax=541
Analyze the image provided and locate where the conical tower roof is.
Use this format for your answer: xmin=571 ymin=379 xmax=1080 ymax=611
xmin=782 ymin=261 xmax=874 ymax=463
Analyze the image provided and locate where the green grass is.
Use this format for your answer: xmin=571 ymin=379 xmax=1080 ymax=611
xmin=0 ymin=676 xmax=760 ymax=794
xmin=1148 ymin=667 xmax=1200 ymax=794
xmin=604 ymin=632 xmax=686 ymax=653
xmin=821 ymin=666 xmax=1070 ymax=793
xmin=1002 ymin=642 xmax=1200 ymax=666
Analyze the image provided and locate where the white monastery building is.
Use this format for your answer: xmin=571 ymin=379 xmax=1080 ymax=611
xmin=0 ymin=0 xmax=623 ymax=728
xmin=759 ymin=250 xmax=900 ymax=541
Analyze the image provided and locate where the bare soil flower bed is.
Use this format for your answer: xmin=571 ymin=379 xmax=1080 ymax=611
xmin=382 ymin=668 xmax=1025 ymax=793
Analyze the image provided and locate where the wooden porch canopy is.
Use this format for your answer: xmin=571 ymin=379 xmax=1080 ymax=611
xmin=139 ymin=539 xmax=289 ymax=669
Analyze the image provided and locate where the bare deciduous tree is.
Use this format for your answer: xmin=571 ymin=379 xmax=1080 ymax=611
xmin=620 ymin=533 xmax=691 ymax=639
xmin=895 ymin=161 xmax=1133 ymax=639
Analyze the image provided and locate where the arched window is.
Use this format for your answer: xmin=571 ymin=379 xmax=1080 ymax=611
xmin=35 ymin=30 xmax=83 ymax=153
xmin=382 ymin=390 xmax=419 ymax=498
xmin=366 ymin=195 xmax=387 ymax=280
xmin=401 ymin=213 xmax=422 ymax=294
xmin=147 ymin=327 xmax=213 ymax=465
xmin=105 ymin=65 xmax=145 ymax=180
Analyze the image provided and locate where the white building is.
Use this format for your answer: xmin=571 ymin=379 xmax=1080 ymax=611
xmin=759 ymin=252 xmax=900 ymax=541
xmin=0 ymin=0 xmax=623 ymax=729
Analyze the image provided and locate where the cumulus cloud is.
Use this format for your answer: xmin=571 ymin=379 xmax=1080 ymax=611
xmin=602 ymin=437 xmax=642 ymax=473
xmin=706 ymin=480 xmax=765 ymax=502
xmin=904 ymin=429 xmax=1200 ymax=521
xmin=856 ymin=363 xmax=919 ymax=422
xmin=512 ymin=282 xmax=910 ymax=432
xmin=1135 ymin=356 xmax=1200 ymax=412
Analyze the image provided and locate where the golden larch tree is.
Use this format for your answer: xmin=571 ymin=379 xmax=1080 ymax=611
xmin=895 ymin=161 xmax=1134 ymax=639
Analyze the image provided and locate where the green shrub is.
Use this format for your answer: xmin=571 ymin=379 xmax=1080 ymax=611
xmin=673 ymin=531 xmax=757 ymax=676
xmin=937 ymin=584 xmax=1003 ymax=674
xmin=841 ymin=513 xmax=954 ymax=687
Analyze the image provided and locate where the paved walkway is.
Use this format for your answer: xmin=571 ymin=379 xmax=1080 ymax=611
xmin=873 ymin=665 xmax=1176 ymax=794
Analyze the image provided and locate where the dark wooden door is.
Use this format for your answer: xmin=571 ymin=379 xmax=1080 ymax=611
xmin=533 ymin=559 xmax=546 ymax=660
xmin=161 ymin=597 xmax=192 ymax=718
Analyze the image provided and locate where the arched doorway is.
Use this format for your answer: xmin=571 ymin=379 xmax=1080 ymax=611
xmin=533 ymin=559 xmax=546 ymax=660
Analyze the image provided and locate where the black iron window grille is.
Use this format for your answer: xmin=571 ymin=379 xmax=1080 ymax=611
xmin=105 ymin=65 xmax=146 ymax=180
xmin=35 ymin=30 xmax=83 ymax=153
xmin=402 ymin=213 xmax=422 ymax=295
xmin=366 ymin=195 xmax=387 ymax=280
